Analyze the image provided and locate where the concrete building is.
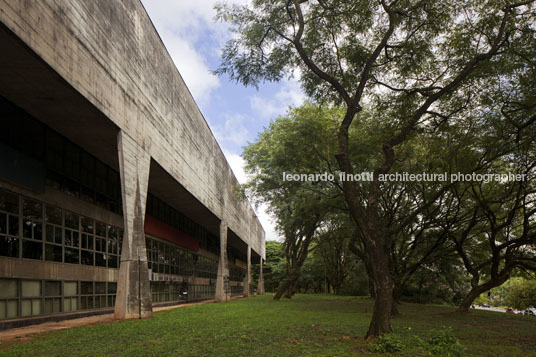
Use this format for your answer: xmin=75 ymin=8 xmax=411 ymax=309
xmin=0 ymin=0 xmax=265 ymax=327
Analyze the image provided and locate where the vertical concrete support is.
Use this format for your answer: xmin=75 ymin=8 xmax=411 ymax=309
xmin=215 ymin=221 xmax=230 ymax=301
xmin=244 ymin=246 xmax=252 ymax=296
xmin=257 ymin=259 xmax=265 ymax=294
xmin=114 ymin=130 xmax=152 ymax=319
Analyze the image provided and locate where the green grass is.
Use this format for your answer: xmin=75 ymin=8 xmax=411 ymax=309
xmin=1 ymin=294 xmax=535 ymax=356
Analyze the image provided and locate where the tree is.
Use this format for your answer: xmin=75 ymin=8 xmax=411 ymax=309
xmin=216 ymin=0 xmax=536 ymax=337
xmin=254 ymin=240 xmax=286 ymax=292
xmin=314 ymin=216 xmax=359 ymax=295
xmin=242 ymin=104 xmax=341 ymax=300
xmin=504 ymin=278 xmax=536 ymax=310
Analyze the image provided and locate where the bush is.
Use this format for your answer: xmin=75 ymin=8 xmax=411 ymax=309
xmin=368 ymin=327 xmax=465 ymax=356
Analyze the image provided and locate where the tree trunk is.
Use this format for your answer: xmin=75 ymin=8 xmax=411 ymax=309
xmin=368 ymin=275 xmax=376 ymax=298
xmin=365 ymin=239 xmax=393 ymax=338
xmin=457 ymin=275 xmax=510 ymax=312
xmin=457 ymin=287 xmax=482 ymax=312
xmin=391 ymin=284 xmax=403 ymax=317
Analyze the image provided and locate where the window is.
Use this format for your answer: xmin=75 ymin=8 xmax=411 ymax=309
xmin=0 ymin=279 xmax=18 ymax=319
xmin=22 ymin=198 xmax=43 ymax=260
xmin=0 ymin=190 xmax=122 ymax=269
xmin=0 ymin=279 xmax=116 ymax=320
xmin=0 ymin=189 xmax=19 ymax=258
xmin=45 ymin=205 xmax=62 ymax=262
xmin=21 ymin=280 xmax=41 ymax=317
xmin=44 ymin=281 xmax=61 ymax=314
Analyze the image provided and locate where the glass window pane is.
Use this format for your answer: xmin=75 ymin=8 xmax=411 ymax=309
xmin=96 ymin=222 xmax=106 ymax=237
xmin=45 ymin=244 xmax=63 ymax=262
xmin=0 ymin=301 xmax=5 ymax=319
xmin=46 ymin=224 xmax=54 ymax=242
xmin=54 ymin=227 xmax=62 ymax=244
xmin=23 ymin=220 xmax=42 ymax=240
xmin=7 ymin=300 xmax=18 ymax=318
xmin=81 ymin=250 xmax=93 ymax=265
xmin=45 ymin=206 xmax=62 ymax=225
xmin=32 ymin=299 xmax=41 ymax=315
xmin=22 ymin=280 xmax=41 ymax=297
xmin=0 ymin=190 xmax=18 ymax=214
xmin=0 ymin=279 xmax=18 ymax=299
xmin=0 ymin=213 xmax=5 ymax=234
xmin=0 ymin=236 xmax=19 ymax=258
xmin=65 ymin=212 xmax=79 ymax=230
xmin=64 ymin=247 xmax=79 ymax=264
xmin=21 ymin=299 xmax=31 ymax=317
xmin=108 ymin=255 xmax=118 ymax=268
xmin=95 ymin=252 xmax=106 ymax=267
xmin=63 ymin=299 xmax=71 ymax=313
xmin=44 ymin=298 xmax=53 ymax=314
xmin=23 ymin=199 xmax=42 ymax=220
xmin=81 ymin=281 xmax=93 ymax=295
xmin=64 ymin=282 xmax=78 ymax=297
xmin=8 ymin=215 xmax=18 ymax=236
xmin=45 ymin=281 xmax=61 ymax=296
xmin=107 ymin=282 xmax=117 ymax=294
xmin=81 ymin=217 xmax=94 ymax=234
xmin=95 ymin=282 xmax=106 ymax=294
xmin=22 ymin=240 xmax=42 ymax=260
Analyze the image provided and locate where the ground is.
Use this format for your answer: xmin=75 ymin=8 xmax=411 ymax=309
xmin=0 ymin=294 xmax=535 ymax=356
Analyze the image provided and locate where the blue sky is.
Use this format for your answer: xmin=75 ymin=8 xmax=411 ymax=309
xmin=141 ymin=1 xmax=305 ymax=241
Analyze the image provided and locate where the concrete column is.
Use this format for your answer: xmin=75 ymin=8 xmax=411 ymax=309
xmin=114 ymin=130 xmax=152 ymax=319
xmin=215 ymin=221 xmax=230 ymax=301
xmin=257 ymin=258 xmax=265 ymax=294
xmin=244 ymin=246 xmax=251 ymax=296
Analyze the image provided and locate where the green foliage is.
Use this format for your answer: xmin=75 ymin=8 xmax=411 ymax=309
xmin=426 ymin=327 xmax=466 ymax=356
xmin=369 ymin=327 xmax=465 ymax=356
xmin=504 ymin=278 xmax=536 ymax=310
xmin=369 ymin=333 xmax=407 ymax=353
xmin=4 ymin=294 xmax=536 ymax=356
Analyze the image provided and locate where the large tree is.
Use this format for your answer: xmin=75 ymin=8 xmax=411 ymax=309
xmin=216 ymin=0 xmax=535 ymax=337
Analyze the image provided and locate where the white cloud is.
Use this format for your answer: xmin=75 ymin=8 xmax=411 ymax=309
xmin=211 ymin=113 xmax=249 ymax=147
xmin=156 ymin=27 xmax=220 ymax=105
xmin=250 ymin=78 xmax=306 ymax=120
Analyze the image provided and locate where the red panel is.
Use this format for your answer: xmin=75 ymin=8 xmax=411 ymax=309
xmin=144 ymin=215 xmax=199 ymax=251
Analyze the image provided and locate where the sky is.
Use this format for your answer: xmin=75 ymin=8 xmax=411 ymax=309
xmin=140 ymin=1 xmax=306 ymax=242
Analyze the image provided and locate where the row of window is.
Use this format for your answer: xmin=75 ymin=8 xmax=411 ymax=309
xmin=229 ymin=264 xmax=246 ymax=282
xmin=146 ymin=194 xmax=220 ymax=255
xmin=150 ymin=282 xmax=215 ymax=303
xmin=0 ymin=278 xmax=218 ymax=320
xmin=146 ymin=237 xmax=219 ymax=279
xmin=0 ymin=278 xmax=117 ymax=320
xmin=0 ymin=188 xmax=247 ymax=283
xmin=230 ymin=285 xmax=245 ymax=296
xmin=0 ymin=189 xmax=122 ymax=268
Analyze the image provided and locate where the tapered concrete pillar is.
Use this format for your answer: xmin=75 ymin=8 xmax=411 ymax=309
xmin=215 ymin=221 xmax=230 ymax=301
xmin=244 ymin=246 xmax=251 ymax=296
xmin=114 ymin=131 xmax=152 ymax=319
xmin=257 ymin=259 xmax=265 ymax=294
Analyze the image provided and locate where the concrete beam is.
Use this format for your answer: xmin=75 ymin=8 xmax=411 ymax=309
xmin=257 ymin=259 xmax=265 ymax=294
xmin=115 ymin=130 xmax=152 ymax=319
xmin=215 ymin=221 xmax=230 ymax=301
xmin=244 ymin=246 xmax=252 ymax=296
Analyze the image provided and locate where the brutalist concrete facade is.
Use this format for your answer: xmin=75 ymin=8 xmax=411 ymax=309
xmin=0 ymin=0 xmax=265 ymax=324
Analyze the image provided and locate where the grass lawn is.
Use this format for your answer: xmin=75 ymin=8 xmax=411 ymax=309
xmin=0 ymin=294 xmax=535 ymax=356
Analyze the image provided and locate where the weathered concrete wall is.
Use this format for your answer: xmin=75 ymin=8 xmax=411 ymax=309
xmin=0 ymin=257 xmax=118 ymax=282
xmin=0 ymin=0 xmax=264 ymax=259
